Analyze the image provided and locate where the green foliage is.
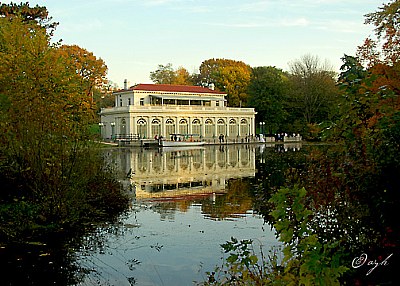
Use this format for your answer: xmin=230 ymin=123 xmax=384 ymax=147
xmin=361 ymin=0 xmax=400 ymax=65
xmin=0 ymin=1 xmax=58 ymax=34
xmin=201 ymin=184 xmax=349 ymax=286
xmin=0 ymin=9 xmax=129 ymax=244
xmin=150 ymin=63 xmax=176 ymax=84
xmin=287 ymin=54 xmax=340 ymax=127
xmin=201 ymin=237 xmax=283 ymax=286
xmin=0 ymin=144 xmax=130 ymax=242
xmin=150 ymin=63 xmax=194 ymax=85
xmin=269 ymin=186 xmax=348 ymax=285
xmin=247 ymin=66 xmax=288 ymax=134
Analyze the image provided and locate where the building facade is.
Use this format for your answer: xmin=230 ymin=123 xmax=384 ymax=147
xmin=100 ymin=83 xmax=256 ymax=142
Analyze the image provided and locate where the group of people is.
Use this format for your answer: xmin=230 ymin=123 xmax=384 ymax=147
xmin=275 ymin=133 xmax=301 ymax=141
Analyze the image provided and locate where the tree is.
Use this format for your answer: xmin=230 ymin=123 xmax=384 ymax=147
xmin=287 ymin=54 xmax=339 ymax=126
xmin=198 ymin=58 xmax=251 ymax=107
xmin=58 ymin=44 xmax=108 ymax=98
xmin=0 ymin=2 xmax=58 ymax=35
xmin=339 ymin=0 xmax=400 ymax=148
xmin=0 ymin=5 xmax=129 ymax=253
xmin=356 ymin=0 xmax=400 ymax=96
xmin=359 ymin=0 xmax=400 ymax=65
xmin=247 ymin=66 xmax=289 ymax=134
xmin=338 ymin=54 xmax=367 ymax=84
xmin=0 ymin=16 xmax=95 ymax=198
xmin=150 ymin=63 xmax=176 ymax=84
xmin=174 ymin=66 xmax=193 ymax=85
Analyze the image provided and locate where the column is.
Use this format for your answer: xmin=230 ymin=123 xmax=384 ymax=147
xmin=200 ymin=117 xmax=205 ymax=138
xmin=214 ymin=117 xmax=217 ymax=138
xmin=146 ymin=116 xmax=151 ymax=138
xmin=132 ymin=116 xmax=137 ymax=136
xmin=161 ymin=116 xmax=166 ymax=138
xmin=238 ymin=118 xmax=241 ymax=137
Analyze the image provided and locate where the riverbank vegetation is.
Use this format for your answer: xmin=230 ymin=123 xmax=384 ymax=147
xmin=0 ymin=4 xmax=129 ymax=282
xmin=201 ymin=1 xmax=400 ymax=285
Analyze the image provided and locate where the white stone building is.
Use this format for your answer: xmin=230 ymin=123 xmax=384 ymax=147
xmin=99 ymin=83 xmax=256 ymax=143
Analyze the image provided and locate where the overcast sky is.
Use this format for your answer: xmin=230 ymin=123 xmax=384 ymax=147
xmin=3 ymin=0 xmax=385 ymax=87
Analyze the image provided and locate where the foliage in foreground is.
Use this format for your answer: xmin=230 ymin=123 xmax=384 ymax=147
xmin=0 ymin=7 xmax=129 ymax=243
xmin=201 ymin=186 xmax=348 ymax=286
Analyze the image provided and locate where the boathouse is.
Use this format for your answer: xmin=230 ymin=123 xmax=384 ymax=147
xmin=99 ymin=83 xmax=256 ymax=143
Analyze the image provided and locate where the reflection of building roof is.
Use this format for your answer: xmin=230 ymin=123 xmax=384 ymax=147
xmin=118 ymin=84 xmax=226 ymax=95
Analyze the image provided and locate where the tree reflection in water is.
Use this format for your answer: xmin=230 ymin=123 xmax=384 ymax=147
xmin=254 ymin=144 xmax=399 ymax=285
xmin=6 ymin=143 xmax=397 ymax=285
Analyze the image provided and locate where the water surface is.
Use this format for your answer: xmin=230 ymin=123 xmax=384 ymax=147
xmin=76 ymin=144 xmax=297 ymax=285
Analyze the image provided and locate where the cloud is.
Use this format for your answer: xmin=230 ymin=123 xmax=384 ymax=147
xmin=315 ymin=19 xmax=367 ymax=34
xmin=281 ymin=17 xmax=309 ymax=27
xmin=204 ymin=17 xmax=310 ymax=29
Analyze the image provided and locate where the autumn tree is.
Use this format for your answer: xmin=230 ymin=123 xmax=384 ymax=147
xmin=58 ymin=44 xmax=108 ymax=98
xmin=0 ymin=14 xmax=105 ymax=207
xmin=174 ymin=66 xmax=194 ymax=85
xmin=0 ymin=4 xmax=129 ymax=248
xmin=0 ymin=2 xmax=58 ymax=34
xmin=247 ymin=66 xmax=289 ymax=134
xmin=357 ymin=0 xmax=400 ymax=96
xmin=0 ymin=16 xmax=95 ymax=178
xmin=287 ymin=54 xmax=339 ymax=128
xmin=198 ymin=58 xmax=251 ymax=107
xmin=358 ymin=0 xmax=400 ymax=66
xmin=335 ymin=1 xmax=400 ymax=150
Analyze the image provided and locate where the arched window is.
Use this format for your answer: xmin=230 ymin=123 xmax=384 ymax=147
xmin=151 ymin=118 xmax=161 ymax=138
xmin=179 ymin=118 xmax=188 ymax=134
xmin=137 ymin=118 xmax=147 ymax=138
xmin=166 ymin=118 xmax=175 ymax=136
xmin=240 ymin=118 xmax=249 ymax=136
xmin=205 ymin=118 xmax=214 ymax=138
xmin=229 ymin=119 xmax=237 ymax=137
xmin=192 ymin=118 xmax=201 ymax=136
xmin=217 ymin=118 xmax=226 ymax=136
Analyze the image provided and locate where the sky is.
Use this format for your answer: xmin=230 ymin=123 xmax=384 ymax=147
xmin=3 ymin=0 xmax=386 ymax=87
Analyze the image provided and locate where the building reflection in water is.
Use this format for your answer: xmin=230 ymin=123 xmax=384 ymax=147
xmin=107 ymin=143 xmax=302 ymax=197
xmin=105 ymin=143 xmax=301 ymax=220
xmin=109 ymin=145 xmax=256 ymax=199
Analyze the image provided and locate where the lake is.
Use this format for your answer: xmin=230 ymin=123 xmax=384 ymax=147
xmin=74 ymin=144 xmax=301 ymax=285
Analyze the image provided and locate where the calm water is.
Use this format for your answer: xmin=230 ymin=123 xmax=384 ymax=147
xmin=75 ymin=144 xmax=301 ymax=286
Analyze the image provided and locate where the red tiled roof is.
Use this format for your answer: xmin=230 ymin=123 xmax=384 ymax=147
xmin=127 ymin=84 xmax=225 ymax=95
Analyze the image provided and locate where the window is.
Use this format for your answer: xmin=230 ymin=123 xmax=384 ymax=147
xmin=217 ymin=119 xmax=225 ymax=135
xmin=128 ymin=98 xmax=131 ymax=105
xmin=192 ymin=119 xmax=201 ymax=135
xmin=166 ymin=118 xmax=175 ymax=136
xmin=137 ymin=118 xmax=147 ymax=138
xmin=177 ymin=100 xmax=189 ymax=105
xmin=216 ymin=101 xmax=219 ymax=107
xmin=190 ymin=100 xmax=202 ymax=106
xmin=240 ymin=119 xmax=249 ymax=135
xmin=151 ymin=97 xmax=162 ymax=105
xmin=140 ymin=98 xmax=144 ymax=106
xmin=229 ymin=119 xmax=237 ymax=137
xmin=164 ymin=99 xmax=175 ymax=105
xmin=205 ymin=118 xmax=213 ymax=138
xmin=179 ymin=119 xmax=188 ymax=134
xmin=151 ymin=118 xmax=161 ymax=137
